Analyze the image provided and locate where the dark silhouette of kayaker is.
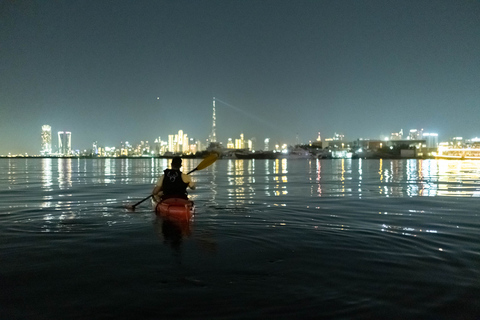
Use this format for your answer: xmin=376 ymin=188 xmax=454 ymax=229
xmin=152 ymin=156 xmax=196 ymax=201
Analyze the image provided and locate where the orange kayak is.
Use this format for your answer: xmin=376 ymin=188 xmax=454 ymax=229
xmin=153 ymin=198 xmax=194 ymax=221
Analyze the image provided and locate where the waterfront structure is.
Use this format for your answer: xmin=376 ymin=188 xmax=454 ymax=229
xmin=41 ymin=125 xmax=52 ymax=155
xmin=58 ymin=131 xmax=71 ymax=155
xmin=264 ymin=138 xmax=270 ymax=151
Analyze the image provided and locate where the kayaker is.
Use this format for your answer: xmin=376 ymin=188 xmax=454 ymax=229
xmin=152 ymin=156 xmax=196 ymax=201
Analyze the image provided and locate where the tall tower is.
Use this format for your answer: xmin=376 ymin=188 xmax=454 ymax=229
xmin=58 ymin=131 xmax=72 ymax=155
xmin=41 ymin=125 xmax=52 ymax=155
xmin=210 ymin=97 xmax=216 ymax=143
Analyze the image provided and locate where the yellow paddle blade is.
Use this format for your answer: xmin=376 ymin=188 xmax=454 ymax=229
xmin=196 ymin=152 xmax=219 ymax=171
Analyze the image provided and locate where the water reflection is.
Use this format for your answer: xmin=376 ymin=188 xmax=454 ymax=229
xmin=7 ymin=159 xmax=16 ymax=184
xmin=358 ymin=158 xmax=362 ymax=198
xmin=316 ymin=159 xmax=322 ymax=196
xmin=220 ymin=158 xmax=480 ymax=200
xmin=153 ymin=217 xmax=191 ymax=254
xmin=42 ymin=158 xmax=53 ymax=191
xmin=273 ymin=158 xmax=288 ymax=197
xmin=41 ymin=158 xmax=53 ymax=208
xmin=57 ymin=158 xmax=72 ymax=189
xmin=437 ymin=160 xmax=480 ymax=197
xmin=226 ymin=159 xmax=257 ymax=205
xmin=307 ymin=159 xmax=480 ymax=198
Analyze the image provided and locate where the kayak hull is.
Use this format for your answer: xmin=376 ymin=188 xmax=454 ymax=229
xmin=153 ymin=198 xmax=194 ymax=221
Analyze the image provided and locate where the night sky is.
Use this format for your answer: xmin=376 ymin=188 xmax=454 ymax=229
xmin=1 ymin=0 xmax=479 ymax=154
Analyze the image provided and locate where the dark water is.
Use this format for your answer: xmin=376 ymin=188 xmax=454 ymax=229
xmin=1 ymin=158 xmax=480 ymax=319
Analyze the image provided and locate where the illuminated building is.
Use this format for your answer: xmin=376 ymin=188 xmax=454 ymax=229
xmin=168 ymin=135 xmax=175 ymax=152
xmin=196 ymin=140 xmax=203 ymax=152
xmin=154 ymin=137 xmax=162 ymax=154
xmin=167 ymin=130 xmax=190 ymax=154
xmin=227 ymin=138 xmax=234 ymax=149
xmin=247 ymin=139 xmax=253 ymax=150
xmin=452 ymin=137 xmax=463 ymax=147
xmin=264 ymin=138 xmax=270 ymax=151
xmin=58 ymin=131 xmax=71 ymax=155
xmin=390 ymin=129 xmax=403 ymax=140
xmin=235 ymin=133 xmax=246 ymax=149
xmin=423 ymin=133 xmax=438 ymax=149
xmin=188 ymin=138 xmax=198 ymax=154
xmin=210 ymin=97 xmax=216 ymax=143
xmin=41 ymin=125 xmax=52 ymax=155
xmin=92 ymin=141 xmax=99 ymax=155
xmin=408 ymin=129 xmax=423 ymax=140
xmin=179 ymin=130 xmax=188 ymax=153
xmin=177 ymin=130 xmax=184 ymax=153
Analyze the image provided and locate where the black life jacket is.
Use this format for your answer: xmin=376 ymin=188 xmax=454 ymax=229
xmin=162 ymin=169 xmax=189 ymax=198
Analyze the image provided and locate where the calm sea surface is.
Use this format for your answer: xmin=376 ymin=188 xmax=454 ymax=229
xmin=1 ymin=158 xmax=480 ymax=319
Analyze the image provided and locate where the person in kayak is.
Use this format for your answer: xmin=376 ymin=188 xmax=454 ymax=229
xmin=152 ymin=156 xmax=196 ymax=201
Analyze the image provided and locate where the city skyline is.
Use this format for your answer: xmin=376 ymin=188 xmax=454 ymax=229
xmin=3 ymin=120 xmax=480 ymax=157
xmin=12 ymin=122 xmax=480 ymax=157
xmin=1 ymin=1 xmax=479 ymax=155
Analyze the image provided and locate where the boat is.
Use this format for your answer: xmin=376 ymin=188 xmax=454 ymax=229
xmin=277 ymin=147 xmax=314 ymax=159
xmin=153 ymin=197 xmax=195 ymax=221
xmin=234 ymin=150 xmax=279 ymax=159
xmin=434 ymin=147 xmax=480 ymax=160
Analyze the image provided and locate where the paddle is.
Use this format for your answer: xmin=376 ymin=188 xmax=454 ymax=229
xmin=126 ymin=153 xmax=218 ymax=211
xmin=187 ymin=152 xmax=218 ymax=174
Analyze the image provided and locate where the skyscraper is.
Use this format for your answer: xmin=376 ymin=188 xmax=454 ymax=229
xmin=423 ymin=133 xmax=438 ymax=149
xmin=58 ymin=131 xmax=72 ymax=155
xmin=210 ymin=97 xmax=216 ymax=143
xmin=41 ymin=125 xmax=52 ymax=155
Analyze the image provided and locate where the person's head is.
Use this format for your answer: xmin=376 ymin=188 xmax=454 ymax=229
xmin=171 ymin=156 xmax=182 ymax=169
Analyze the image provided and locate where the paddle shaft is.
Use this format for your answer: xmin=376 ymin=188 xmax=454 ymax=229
xmin=131 ymin=195 xmax=152 ymax=208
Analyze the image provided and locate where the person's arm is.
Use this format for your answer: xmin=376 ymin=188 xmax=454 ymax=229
xmin=152 ymin=175 xmax=164 ymax=196
xmin=182 ymin=173 xmax=196 ymax=190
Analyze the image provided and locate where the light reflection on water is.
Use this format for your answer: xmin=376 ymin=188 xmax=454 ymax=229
xmin=1 ymin=158 xmax=480 ymax=319
xmin=28 ymin=158 xmax=480 ymax=201
xmin=2 ymin=158 xmax=480 ymax=221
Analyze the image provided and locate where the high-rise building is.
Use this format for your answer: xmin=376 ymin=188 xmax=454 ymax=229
xmin=210 ymin=97 xmax=217 ymax=143
xmin=41 ymin=125 xmax=52 ymax=155
xmin=235 ymin=133 xmax=245 ymax=149
xmin=390 ymin=129 xmax=403 ymax=140
xmin=423 ymin=133 xmax=438 ymax=149
xmin=58 ymin=131 xmax=72 ymax=155
xmin=93 ymin=141 xmax=99 ymax=156
xmin=408 ymin=129 xmax=423 ymax=140
xmin=227 ymin=138 xmax=234 ymax=149
xmin=176 ymin=130 xmax=189 ymax=153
